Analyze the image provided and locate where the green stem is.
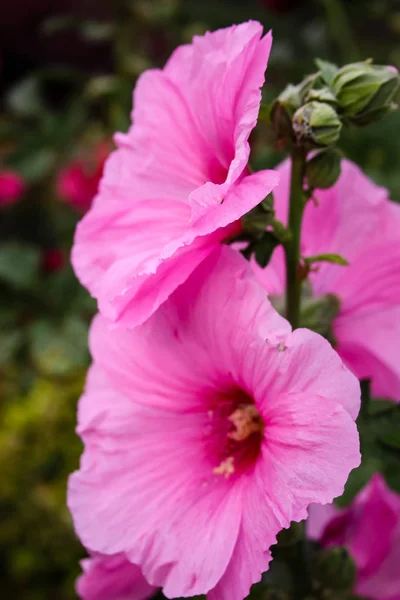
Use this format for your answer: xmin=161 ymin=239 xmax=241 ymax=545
xmin=284 ymin=147 xmax=306 ymax=329
xmin=320 ymin=0 xmax=359 ymax=63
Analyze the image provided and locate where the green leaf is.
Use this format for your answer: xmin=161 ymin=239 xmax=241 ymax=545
xmin=378 ymin=425 xmax=400 ymax=449
xmin=258 ymin=103 xmax=272 ymax=125
xmin=304 ymin=253 xmax=349 ymax=266
xmin=254 ymin=232 xmax=280 ymax=268
xmin=0 ymin=329 xmax=24 ymax=366
xmin=29 ymin=317 xmax=90 ymax=377
xmin=14 ymin=148 xmax=56 ymax=183
xmin=368 ymin=398 xmax=396 ymax=416
xmin=315 ymin=58 xmax=339 ymax=86
xmin=0 ymin=243 xmax=41 ymax=290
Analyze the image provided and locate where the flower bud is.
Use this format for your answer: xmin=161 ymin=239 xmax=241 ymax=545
xmin=332 ymin=61 xmax=400 ymax=125
xmin=305 ymin=148 xmax=342 ymax=189
xmin=314 ymin=546 xmax=356 ymax=591
xmin=292 ymin=101 xmax=342 ymax=148
xmin=305 ymin=86 xmax=337 ymax=105
xmin=271 ymin=84 xmax=301 ymax=146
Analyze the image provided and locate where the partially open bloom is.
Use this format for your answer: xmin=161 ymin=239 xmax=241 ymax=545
xmin=69 ymin=247 xmax=360 ymax=600
xmin=76 ymin=553 xmax=156 ymax=600
xmin=57 ymin=143 xmax=109 ymax=213
xmin=0 ymin=169 xmax=25 ymax=207
xmin=71 ymin=21 xmax=279 ymax=328
xmin=308 ymin=474 xmax=400 ymax=600
xmin=253 ymin=159 xmax=400 ymax=402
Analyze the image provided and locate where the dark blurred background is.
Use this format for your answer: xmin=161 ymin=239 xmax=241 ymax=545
xmin=1 ymin=1 xmax=400 ymax=598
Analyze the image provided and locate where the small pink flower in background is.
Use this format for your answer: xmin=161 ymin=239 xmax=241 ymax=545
xmin=68 ymin=247 xmax=360 ymax=600
xmin=76 ymin=553 xmax=156 ymax=600
xmin=57 ymin=143 xmax=110 ymax=213
xmin=0 ymin=169 xmax=25 ymax=207
xmin=252 ymin=158 xmax=400 ymax=402
xmin=308 ymin=474 xmax=400 ymax=600
xmin=41 ymin=248 xmax=65 ymax=273
xmin=71 ymin=21 xmax=280 ymax=329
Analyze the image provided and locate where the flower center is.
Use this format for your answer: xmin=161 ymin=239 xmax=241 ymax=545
xmin=228 ymin=404 xmax=265 ymax=442
xmin=208 ymin=392 xmax=265 ymax=479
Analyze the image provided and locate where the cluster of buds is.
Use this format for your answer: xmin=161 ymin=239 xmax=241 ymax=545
xmin=270 ymin=58 xmax=399 ymax=189
xmin=272 ymin=59 xmax=399 ymax=150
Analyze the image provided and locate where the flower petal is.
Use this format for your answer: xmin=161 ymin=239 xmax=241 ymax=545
xmin=69 ymin=367 xmax=243 ymax=597
xmin=257 ymin=328 xmax=361 ymax=420
xmin=210 ymin=387 xmax=361 ymax=600
xmin=76 ymin=554 xmax=156 ymax=600
xmin=261 ymin=391 xmax=361 ymax=522
xmin=72 ymin=22 xmax=279 ymax=326
xmin=89 ymin=247 xmax=291 ymax=411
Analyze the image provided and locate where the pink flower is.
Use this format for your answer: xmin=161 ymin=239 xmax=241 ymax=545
xmin=253 ymin=159 xmax=400 ymax=402
xmin=71 ymin=22 xmax=280 ymax=329
xmin=68 ymin=247 xmax=360 ymax=600
xmin=76 ymin=553 xmax=157 ymax=600
xmin=308 ymin=474 xmax=400 ymax=600
xmin=0 ymin=169 xmax=25 ymax=207
xmin=57 ymin=143 xmax=109 ymax=213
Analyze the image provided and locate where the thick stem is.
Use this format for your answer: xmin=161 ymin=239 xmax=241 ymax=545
xmin=285 ymin=147 xmax=306 ymax=329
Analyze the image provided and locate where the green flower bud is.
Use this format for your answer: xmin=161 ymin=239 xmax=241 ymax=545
xmin=332 ymin=61 xmax=400 ymax=125
xmin=271 ymin=84 xmax=301 ymax=146
xmin=305 ymin=148 xmax=342 ymax=189
xmin=293 ymin=101 xmax=342 ymax=148
xmin=305 ymin=85 xmax=337 ymax=105
xmin=314 ymin=546 xmax=356 ymax=592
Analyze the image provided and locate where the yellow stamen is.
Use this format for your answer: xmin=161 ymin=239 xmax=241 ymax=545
xmin=228 ymin=405 xmax=264 ymax=442
xmin=213 ymin=456 xmax=235 ymax=478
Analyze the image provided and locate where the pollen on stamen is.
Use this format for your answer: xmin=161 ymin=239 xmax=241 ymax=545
xmin=228 ymin=404 xmax=264 ymax=442
xmin=213 ymin=456 xmax=235 ymax=478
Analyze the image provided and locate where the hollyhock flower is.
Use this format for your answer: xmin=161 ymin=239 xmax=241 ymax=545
xmin=71 ymin=21 xmax=280 ymax=328
xmin=0 ymin=169 xmax=25 ymax=207
xmin=57 ymin=143 xmax=109 ymax=213
xmin=252 ymin=158 xmax=400 ymax=402
xmin=308 ymin=474 xmax=400 ymax=600
xmin=76 ymin=553 xmax=156 ymax=600
xmin=68 ymin=247 xmax=360 ymax=600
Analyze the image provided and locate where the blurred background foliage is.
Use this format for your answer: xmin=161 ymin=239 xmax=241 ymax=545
xmin=0 ymin=0 xmax=400 ymax=598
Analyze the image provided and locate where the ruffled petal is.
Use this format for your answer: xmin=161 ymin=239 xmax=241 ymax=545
xmin=333 ymin=240 xmax=400 ymax=402
xmin=72 ymin=22 xmax=279 ymax=326
xmin=165 ymin=22 xmax=273 ymax=193
xmin=307 ymin=502 xmax=341 ymax=541
xmin=76 ymin=554 xmax=156 ymax=600
xmin=256 ymin=328 xmax=361 ymax=420
xmin=210 ymin=387 xmax=360 ymax=600
xmin=335 ymin=306 xmax=400 ymax=400
xmin=69 ymin=366 xmax=243 ymax=597
xmin=260 ymin=391 xmax=360 ymax=523
xmin=72 ymin=198 xmax=190 ymax=301
xmin=89 ymin=247 xmax=291 ymax=411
